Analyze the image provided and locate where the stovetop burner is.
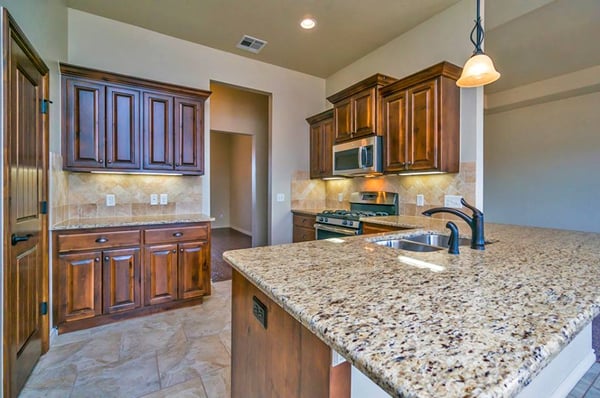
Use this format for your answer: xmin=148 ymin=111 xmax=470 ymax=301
xmin=318 ymin=209 xmax=389 ymax=220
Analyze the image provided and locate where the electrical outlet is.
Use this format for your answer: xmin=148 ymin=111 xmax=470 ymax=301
xmin=338 ymin=193 xmax=344 ymax=202
xmin=416 ymin=194 xmax=425 ymax=207
xmin=159 ymin=194 xmax=168 ymax=205
xmin=106 ymin=194 xmax=116 ymax=207
xmin=276 ymin=193 xmax=285 ymax=202
xmin=150 ymin=194 xmax=158 ymax=205
xmin=444 ymin=195 xmax=463 ymax=208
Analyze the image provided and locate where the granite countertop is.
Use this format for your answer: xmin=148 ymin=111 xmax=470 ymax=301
xmin=291 ymin=208 xmax=326 ymax=216
xmin=224 ymin=217 xmax=600 ymax=397
xmin=52 ymin=213 xmax=214 ymax=230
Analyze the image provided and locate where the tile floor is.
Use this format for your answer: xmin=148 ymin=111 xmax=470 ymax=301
xmin=20 ymin=280 xmax=232 ymax=398
xmin=19 ymin=277 xmax=600 ymax=398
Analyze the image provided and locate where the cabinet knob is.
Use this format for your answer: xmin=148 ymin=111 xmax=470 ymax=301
xmin=107 ymin=160 xmax=112 ymax=164
xmin=104 ymin=256 xmax=109 ymax=261
xmin=95 ymin=257 xmax=100 ymax=262
xmin=180 ymin=248 xmax=184 ymax=252
xmin=172 ymin=232 xmax=183 ymax=237
xmin=176 ymin=163 xmax=180 ymax=167
xmin=172 ymin=249 xmax=176 ymax=253
xmin=98 ymin=159 xmax=103 ymax=164
xmin=95 ymin=237 xmax=108 ymax=243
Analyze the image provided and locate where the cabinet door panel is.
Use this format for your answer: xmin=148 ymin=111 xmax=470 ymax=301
xmin=59 ymin=251 xmax=102 ymax=322
xmin=321 ymin=118 xmax=334 ymax=177
xmin=408 ymin=80 xmax=437 ymax=170
xmin=64 ymin=79 xmax=105 ymax=169
xmin=353 ymin=88 xmax=376 ymax=137
xmin=144 ymin=244 xmax=178 ymax=306
xmin=143 ymin=92 xmax=174 ymax=170
xmin=382 ymin=90 xmax=408 ymax=172
xmin=309 ymin=124 xmax=322 ymax=178
xmin=178 ymin=241 xmax=209 ymax=299
xmin=174 ymin=97 xmax=204 ymax=174
xmin=106 ymin=86 xmax=140 ymax=169
xmin=103 ymin=248 xmax=141 ymax=314
xmin=334 ymin=98 xmax=353 ymax=143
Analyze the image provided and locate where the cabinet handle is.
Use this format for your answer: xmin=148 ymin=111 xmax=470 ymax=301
xmin=173 ymin=232 xmax=183 ymax=237
xmin=104 ymin=256 xmax=109 ymax=261
xmin=95 ymin=257 xmax=100 ymax=262
xmin=11 ymin=233 xmax=31 ymax=246
xmin=95 ymin=237 xmax=109 ymax=243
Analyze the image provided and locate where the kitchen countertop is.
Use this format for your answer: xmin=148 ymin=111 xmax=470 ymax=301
xmin=224 ymin=217 xmax=600 ymax=397
xmin=52 ymin=213 xmax=214 ymax=230
xmin=291 ymin=208 xmax=326 ymax=216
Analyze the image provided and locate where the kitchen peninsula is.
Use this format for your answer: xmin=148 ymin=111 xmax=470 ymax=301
xmin=224 ymin=217 xmax=600 ymax=397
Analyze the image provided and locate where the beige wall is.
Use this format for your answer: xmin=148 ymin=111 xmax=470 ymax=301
xmin=210 ymin=132 xmax=232 ymax=228
xmin=229 ymin=135 xmax=253 ymax=234
xmin=210 ymin=83 xmax=269 ymax=245
xmin=67 ymin=9 xmax=326 ymax=244
xmin=0 ymin=0 xmax=68 ymax=388
xmin=485 ymin=88 xmax=600 ymax=233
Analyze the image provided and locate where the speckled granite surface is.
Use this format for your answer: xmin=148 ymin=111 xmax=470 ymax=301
xmin=224 ymin=219 xmax=600 ymax=397
xmin=52 ymin=213 xmax=214 ymax=230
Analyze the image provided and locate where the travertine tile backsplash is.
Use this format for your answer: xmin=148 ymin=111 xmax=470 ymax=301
xmin=50 ymin=153 xmax=203 ymax=226
xmin=291 ymin=162 xmax=476 ymax=215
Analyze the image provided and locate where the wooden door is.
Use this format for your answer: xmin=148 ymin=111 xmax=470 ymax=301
xmin=352 ymin=88 xmax=376 ymax=137
xmin=407 ymin=79 xmax=437 ymax=170
xmin=3 ymin=9 xmax=50 ymax=397
xmin=58 ymin=252 xmax=102 ymax=322
xmin=174 ymin=97 xmax=204 ymax=174
xmin=102 ymin=248 xmax=141 ymax=314
xmin=64 ymin=77 xmax=105 ymax=169
xmin=333 ymin=97 xmax=352 ymax=143
xmin=382 ymin=89 xmax=409 ymax=172
xmin=144 ymin=244 xmax=178 ymax=305
xmin=106 ymin=85 xmax=140 ymax=169
xmin=143 ymin=91 xmax=174 ymax=170
xmin=178 ymin=241 xmax=209 ymax=299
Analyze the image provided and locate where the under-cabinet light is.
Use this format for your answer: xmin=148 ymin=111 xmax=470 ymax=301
xmin=397 ymin=171 xmax=445 ymax=176
xmin=90 ymin=171 xmax=184 ymax=176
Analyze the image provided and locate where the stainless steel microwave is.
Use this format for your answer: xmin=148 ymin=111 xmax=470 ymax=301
xmin=333 ymin=136 xmax=382 ymax=176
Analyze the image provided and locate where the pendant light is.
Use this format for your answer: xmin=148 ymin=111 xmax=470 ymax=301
xmin=456 ymin=0 xmax=500 ymax=87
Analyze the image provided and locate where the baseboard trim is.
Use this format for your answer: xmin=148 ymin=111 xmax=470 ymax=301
xmin=230 ymin=226 xmax=252 ymax=237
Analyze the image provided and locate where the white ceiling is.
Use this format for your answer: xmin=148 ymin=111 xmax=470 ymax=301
xmin=65 ymin=0 xmax=462 ymax=78
xmin=65 ymin=0 xmax=600 ymax=91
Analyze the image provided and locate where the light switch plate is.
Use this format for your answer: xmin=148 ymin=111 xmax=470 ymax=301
xmin=150 ymin=194 xmax=158 ymax=205
xmin=444 ymin=195 xmax=463 ymax=208
xmin=416 ymin=194 xmax=425 ymax=207
xmin=276 ymin=193 xmax=285 ymax=202
xmin=160 ymin=194 xmax=168 ymax=205
xmin=106 ymin=194 xmax=116 ymax=207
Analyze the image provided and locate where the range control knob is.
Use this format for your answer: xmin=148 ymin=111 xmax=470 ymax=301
xmin=342 ymin=220 xmax=347 ymax=226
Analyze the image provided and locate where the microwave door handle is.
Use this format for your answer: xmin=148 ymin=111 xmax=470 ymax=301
xmin=359 ymin=146 xmax=366 ymax=169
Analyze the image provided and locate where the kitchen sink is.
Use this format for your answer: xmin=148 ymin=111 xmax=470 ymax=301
xmin=404 ymin=233 xmax=471 ymax=247
xmin=373 ymin=233 xmax=472 ymax=253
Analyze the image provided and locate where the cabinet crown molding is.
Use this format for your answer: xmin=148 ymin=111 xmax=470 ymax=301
xmin=379 ymin=61 xmax=462 ymax=96
xmin=305 ymin=108 xmax=334 ymax=124
xmin=326 ymin=73 xmax=397 ymax=104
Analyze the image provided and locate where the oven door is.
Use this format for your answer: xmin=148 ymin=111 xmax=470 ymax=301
xmin=314 ymin=224 xmax=360 ymax=240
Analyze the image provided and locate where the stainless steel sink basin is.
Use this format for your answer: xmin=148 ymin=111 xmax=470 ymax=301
xmin=375 ymin=239 xmax=443 ymax=252
xmin=404 ymin=233 xmax=471 ymax=247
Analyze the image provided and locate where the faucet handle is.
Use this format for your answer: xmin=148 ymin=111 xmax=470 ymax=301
xmin=460 ymin=198 xmax=483 ymax=216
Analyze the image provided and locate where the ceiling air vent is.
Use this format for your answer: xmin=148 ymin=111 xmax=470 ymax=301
xmin=237 ymin=35 xmax=267 ymax=54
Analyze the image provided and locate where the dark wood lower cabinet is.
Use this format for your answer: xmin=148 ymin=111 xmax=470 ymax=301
xmin=232 ymin=270 xmax=350 ymax=398
xmin=54 ymin=222 xmax=211 ymax=333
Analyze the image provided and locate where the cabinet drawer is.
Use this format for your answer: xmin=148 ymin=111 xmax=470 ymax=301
xmin=57 ymin=230 xmax=141 ymax=252
xmin=144 ymin=225 xmax=208 ymax=244
xmin=293 ymin=226 xmax=315 ymax=243
xmin=293 ymin=214 xmax=316 ymax=228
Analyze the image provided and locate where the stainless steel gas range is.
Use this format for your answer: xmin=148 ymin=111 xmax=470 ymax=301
xmin=314 ymin=191 xmax=398 ymax=240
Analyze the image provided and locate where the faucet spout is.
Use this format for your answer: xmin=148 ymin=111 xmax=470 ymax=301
xmin=422 ymin=198 xmax=485 ymax=250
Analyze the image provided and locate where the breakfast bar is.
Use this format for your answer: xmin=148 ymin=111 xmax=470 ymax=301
xmin=224 ymin=217 xmax=600 ymax=397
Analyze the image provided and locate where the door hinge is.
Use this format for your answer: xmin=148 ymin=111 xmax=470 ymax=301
xmin=40 ymin=99 xmax=53 ymax=114
xmin=40 ymin=301 xmax=48 ymax=316
xmin=40 ymin=201 xmax=48 ymax=215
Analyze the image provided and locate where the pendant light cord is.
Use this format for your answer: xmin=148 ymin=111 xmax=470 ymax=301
xmin=470 ymin=0 xmax=484 ymax=54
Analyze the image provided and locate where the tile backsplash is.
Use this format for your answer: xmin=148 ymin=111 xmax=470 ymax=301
xmin=50 ymin=152 xmax=203 ymax=226
xmin=291 ymin=162 xmax=476 ymax=215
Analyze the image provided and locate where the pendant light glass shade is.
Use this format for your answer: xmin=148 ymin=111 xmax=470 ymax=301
xmin=456 ymin=52 xmax=501 ymax=87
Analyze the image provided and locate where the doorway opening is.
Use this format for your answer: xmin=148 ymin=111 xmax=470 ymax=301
xmin=209 ymin=82 xmax=269 ymax=282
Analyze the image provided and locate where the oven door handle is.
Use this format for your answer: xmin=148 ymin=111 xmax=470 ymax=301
xmin=314 ymin=224 xmax=360 ymax=236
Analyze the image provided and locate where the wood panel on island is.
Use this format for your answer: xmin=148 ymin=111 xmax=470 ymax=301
xmin=380 ymin=61 xmax=462 ymax=174
xmin=60 ymin=63 xmax=210 ymax=175
xmin=53 ymin=223 xmax=211 ymax=333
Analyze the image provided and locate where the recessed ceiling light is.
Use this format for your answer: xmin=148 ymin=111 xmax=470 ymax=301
xmin=300 ymin=18 xmax=316 ymax=30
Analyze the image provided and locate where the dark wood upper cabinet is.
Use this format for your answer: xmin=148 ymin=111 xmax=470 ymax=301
xmin=63 ymin=78 xmax=106 ymax=169
xmin=327 ymin=74 xmax=397 ymax=144
xmin=106 ymin=86 xmax=140 ymax=169
xmin=380 ymin=62 xmax=461 ymax=174
xmin=307 ymin=109 xmax=334 ymax=179
xmin=174 ymin=97 xmax=204 ymax=174
xmin=143 ymin=92 xmax=174 ymax=170
xmin=61 ymin=63 xmax=210 ymax=175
